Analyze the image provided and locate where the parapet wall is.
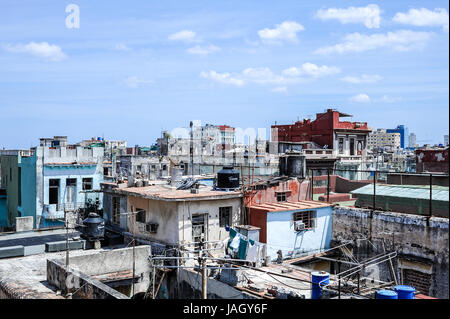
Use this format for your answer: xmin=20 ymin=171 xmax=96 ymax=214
xmin=332 ymin=207 xmax=449 ymax=298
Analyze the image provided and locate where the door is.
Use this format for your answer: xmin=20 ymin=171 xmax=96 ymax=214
xmin=192 ymin=213 xmax=208 ymax=247
xmin=350 ymin=138 xmax=355 ymax=156
xmin=65 ymin=178 xmax=77 ymax=210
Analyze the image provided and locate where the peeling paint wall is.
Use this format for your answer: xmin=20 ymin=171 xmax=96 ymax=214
xmin=332 ymin=207 xmax=449 ymax=298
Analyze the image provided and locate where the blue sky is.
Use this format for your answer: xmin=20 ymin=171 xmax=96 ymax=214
xmin=0 ymin=0 xmax=448 ymax=148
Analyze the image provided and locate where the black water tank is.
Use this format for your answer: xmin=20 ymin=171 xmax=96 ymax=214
xmin=82 ymin=212 xmax=105 ymax=239
xmin=216 ymin=166 xmax=240 ymax=189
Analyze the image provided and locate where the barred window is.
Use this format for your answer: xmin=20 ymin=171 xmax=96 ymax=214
xmin=292 ymin=210 xmax=317 ymax=229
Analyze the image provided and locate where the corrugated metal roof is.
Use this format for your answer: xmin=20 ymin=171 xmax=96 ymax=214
xmin=350 ymin=184 xmax=449 ymax=201
xmin=248 ymin=200 xmax=331 ymax=212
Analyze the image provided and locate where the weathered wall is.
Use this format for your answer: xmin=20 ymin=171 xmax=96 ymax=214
xmin=15 ymin=216 xmax=33 ymax=232
xmin=332 ymin=207 xmax=449 ymax=298
xmin=248 ymin=179 xmax=310 ymax=205
xmin=178 ymin=198 xmax=242 ymax=244
xmin=173 ymin=268 xmax=256 ymax=299
xmin=387 ymin=173 xmax=449 ymax=187
xmin=46 ymin=259 xmax=128 ymax=299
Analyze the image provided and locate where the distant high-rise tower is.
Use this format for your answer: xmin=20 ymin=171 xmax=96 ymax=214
xmin=387 ymin=125 xmax=409 ymax=148
xmin=445 ymin=135 xmax=449 ymax=146
xmin=409 ymin=133 xmax=417 ymax=148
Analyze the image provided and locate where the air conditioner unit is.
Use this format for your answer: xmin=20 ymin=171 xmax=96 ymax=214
xmin=146 ymin=223 xmax=159 ymax=233
xmin=294 ymin=221 xmax=305 ymax=232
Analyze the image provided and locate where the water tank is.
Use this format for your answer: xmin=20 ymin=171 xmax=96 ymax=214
xmin=216 ymin=166 xmax=240 ymax=190
xmin=394 ymin=285 xmax=415 ymax=299
xmin=171 ymin=167 xmax=183 ymax=187
xmin=81 ymin=212 xmax=105 ymax=240
xmin=311 ymin=271 xmax=329 ymax=299
xmin=376 ymin=290 xmax=398 ymax=299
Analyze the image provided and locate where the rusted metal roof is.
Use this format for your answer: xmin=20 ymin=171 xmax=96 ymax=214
xmin=248 ymin=200 xmax=331 ymax=212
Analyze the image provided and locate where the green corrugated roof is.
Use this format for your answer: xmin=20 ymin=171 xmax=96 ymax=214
xmin=350 ymin=184 xmax=449 ymax=201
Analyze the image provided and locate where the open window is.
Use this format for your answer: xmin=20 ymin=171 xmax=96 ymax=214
xmin=219 ymin=206 xmax=232 ymax=227
xmin=82 ymin=178 xmax=93 ymax=190
xmin=49 ymin=179 xmax=60 ymax=205
xmin=136 ymin=208 xmax=146 ymax=223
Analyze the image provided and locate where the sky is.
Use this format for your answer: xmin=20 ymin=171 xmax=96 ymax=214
xmin=0 ymin=0 xmax=448 ymax=149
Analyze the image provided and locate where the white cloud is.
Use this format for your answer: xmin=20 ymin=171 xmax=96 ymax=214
xmin=201 ymin=63 xmax=339 ymax=87
xmin=258 ymin=21 xmax=305 ymax=43
xmin=393 ymin=8 xmax=449 ymax=32
xmin=168 ymin=30 xmax=198 ymax=43
xmin=349 ymin=93 xmax=371 ymax=103
xmin=187 ymin=44 xmax=221 ymax=55
xmin=341 ymin=74 xmax=382 ymax=83
xmin=316 ymin=4 xmax=381 ymax=29
xmin=315 ymin=30 xmax=434 ymax=54
xmin=271 ymin=86 xmax=288 ymax=93
xmin=3 ymin=41 xmax=67 ymax=61
xmin=115 ymin=43 xmax=131 ymax=51
xmin=123 ymin=76 xmax=153 ymax=88
xmin=200 ymin=71 xmax=245 ymax=87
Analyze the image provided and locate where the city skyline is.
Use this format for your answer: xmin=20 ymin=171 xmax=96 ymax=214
xmin=0 ymin=0 xmax=448 ymax=148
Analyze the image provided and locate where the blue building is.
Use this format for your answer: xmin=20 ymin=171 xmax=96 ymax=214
xmin=20 ymin=137 xmax=105 ymax=229
xmin=387 ymin=125 xmax=409 ymax=149
xmin=248 ymin=201 xmax=333 ymax=260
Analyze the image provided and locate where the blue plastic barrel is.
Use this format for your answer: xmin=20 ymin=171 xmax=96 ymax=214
xmin=394 ymin=285 xmax=415 ymax=299
xmin=376 ymin=290 xmax=398 ymax=299
xmin=311 ymin=271 xmax=329 ymax=299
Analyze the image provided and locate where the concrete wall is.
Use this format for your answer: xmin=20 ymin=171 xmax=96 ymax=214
xmin=332 ymin=207 xmax=449 ymax=298
xmin=15 ymin=216 xmax=33 ymax=232
xmin=47 ymin=246 xmax=152 ymax=298
xmin=387 ymin=173 xmax=449 ymax=187
xmin=127 ymin=196 xmax=242 ymax=246
xmin=266 ymin=206 xmax=333 ymax=260
xmin=46 ymin=259 xmax=128 ymax=299
xmin=0 ymin=155 xmax=21 ymax=228
xmin=174 ymin=268 xmax=256 ymax=299
xmin=21 ymin=154 xmax=37 ymax=228
xmin=247 ymin=179 xmax=310 ymax=205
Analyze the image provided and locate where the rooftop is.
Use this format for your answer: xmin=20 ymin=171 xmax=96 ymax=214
xmin=248 ymin=200 xmax=332 ymax=212
xmin=103 ymin=182 xmax=242 ymax=201
xmin=351 ymin=184 xmax=449 ymax=202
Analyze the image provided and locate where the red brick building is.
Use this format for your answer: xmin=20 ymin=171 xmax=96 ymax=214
xmin=271 ymin=109 xmax=372 ymax=156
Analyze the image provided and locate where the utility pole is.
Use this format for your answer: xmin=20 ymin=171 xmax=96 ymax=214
xmin=132 ymin=211 xmax=136 ymax=297
xmin=200 ymin=239 xmax=207 ymax=299
xmin=65 ymin=208 xmax=69 ymax=267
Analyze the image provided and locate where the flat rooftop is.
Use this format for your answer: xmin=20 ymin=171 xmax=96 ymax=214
xmin=351 ymin=184 xmax=449 ymax=201
xmin=104 ymin=182 xmax=242 ymax=201
xmin=0 ymin=248 xmax=110 ymax=299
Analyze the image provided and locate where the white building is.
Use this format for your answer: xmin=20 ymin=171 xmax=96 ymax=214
xmin=367 ymin=129 xmax=401 ymax=150
xmin=409 ymin=133 xmax=417 ymax=148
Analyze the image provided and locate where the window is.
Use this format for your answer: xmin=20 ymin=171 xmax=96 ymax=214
xmin=112 ymin=197 xmax=120 ymax=225
xmin=162 ymin=165 xmax=167 ymax=171
xmin=338 ymin=138 xmax=344 ymax=154
xmin=66 ymin=178 xmax=77 ymax=187
xmin=49 ymin=179 xmax=60 ymax=205
xmin=219 ymin=206 xmax=232 ymax=227
xmin=277 ymin=192 xmax=287 ymax=202
xmin=292 ymin=210 xmax=317 ymax=229
xmin=82 ymin=178 xmax=93 ymax=190
xmin=136 ymin=208 xmax=146 ymax=223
